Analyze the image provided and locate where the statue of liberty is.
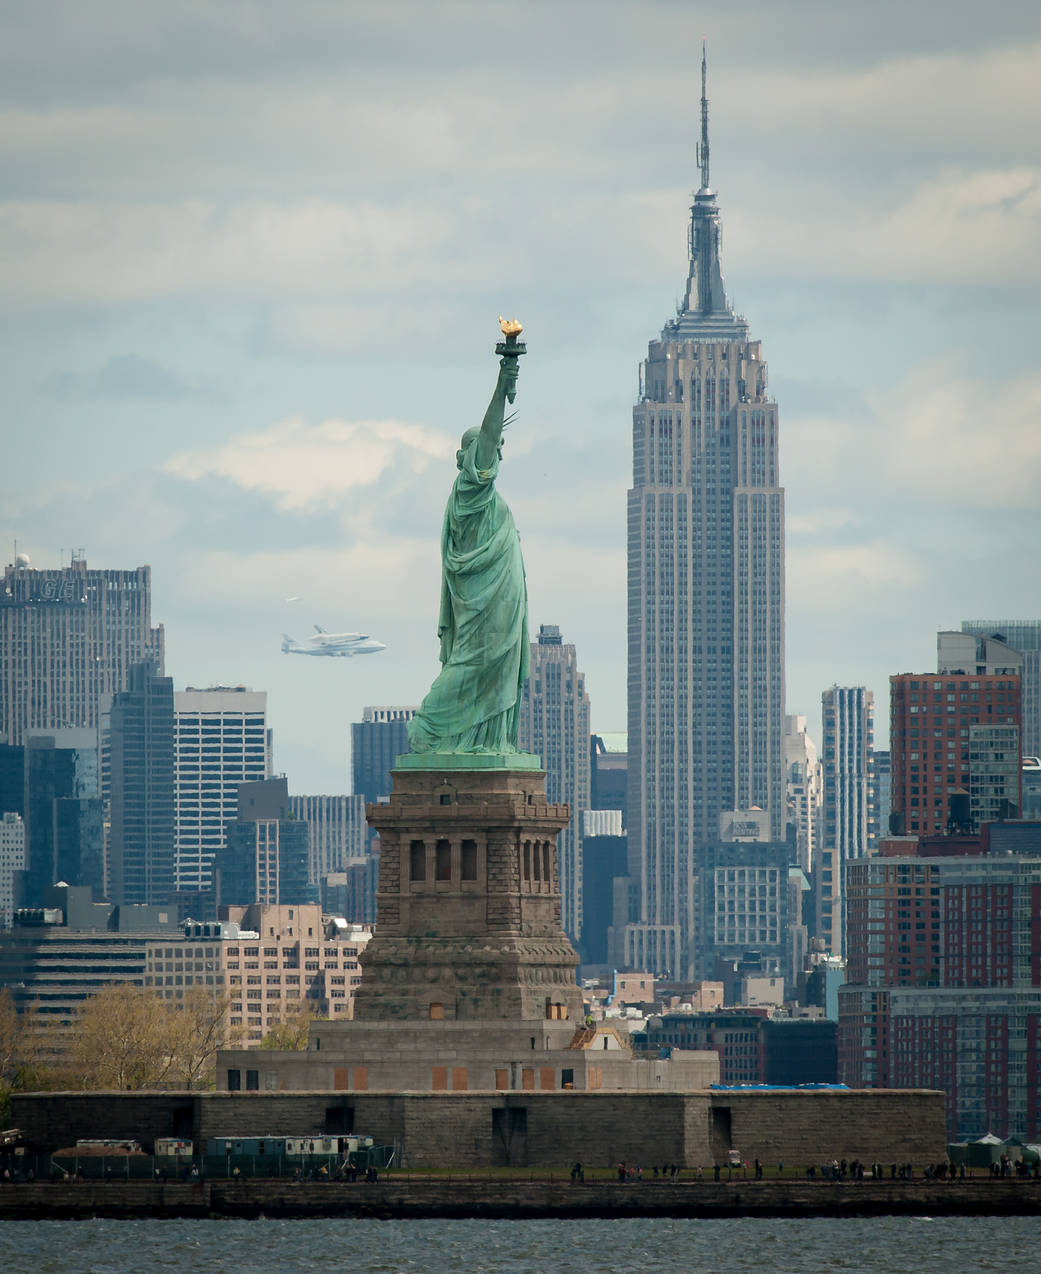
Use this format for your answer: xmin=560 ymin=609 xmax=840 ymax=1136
xmin=407 ymin=319 xmax=531 ymax=757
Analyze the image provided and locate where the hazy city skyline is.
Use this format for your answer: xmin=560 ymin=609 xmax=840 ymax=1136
xmin=3 ymin=3 xmax=1038 ymax=791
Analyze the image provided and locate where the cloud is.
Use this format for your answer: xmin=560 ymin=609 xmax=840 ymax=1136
xmin=3 ymin=32 xmax=1038 ymax=326
xmin=870 ymin=364 xmax=1041 ymax=507
xmin=863 ymin=169 xmax=1041 ymax=283
xmin=785 ymin=362 xmax=1041 ymax=513
xmin=0 ymin=199 xmax=474 ymax=311
xmin=726 ymin=43 xmax=1041 ymax=165
xmin=726 ymin=165 xmax=1041 ymax=288
xmin=787 ymin=509 xmax=859 ymax=537
xmin=790 ymin=540 xmax=923 ymax=603
xmin=43 ymin=353 xmax=203 ymax=400
xmin=166 ymin=416 xmax=450 ymax=512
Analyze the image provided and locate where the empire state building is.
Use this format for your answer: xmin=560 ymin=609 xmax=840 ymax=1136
xmin=622 ymin=50 xmax=785 ymax=979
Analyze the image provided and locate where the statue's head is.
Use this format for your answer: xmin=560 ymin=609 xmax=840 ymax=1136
xmin=456 ymin=427 xmax=481 ymax=469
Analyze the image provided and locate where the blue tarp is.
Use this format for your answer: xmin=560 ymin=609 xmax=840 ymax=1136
xmin=709 ymin=1083 xmax=850 ymax=1091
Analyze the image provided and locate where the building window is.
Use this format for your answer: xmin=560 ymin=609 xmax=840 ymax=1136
xmin=410 ymin=840 xmax=425 ymax=882
xmin=461 ymin=839 xmax=478 ymax=881
xmin=436 ymin=839 xmax=452 ymax=881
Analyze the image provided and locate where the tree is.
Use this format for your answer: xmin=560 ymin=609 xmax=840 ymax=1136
xmin=172 ymin=987 xmax=238 ymax=1089
xmin=0 ymin=988 xmax=23 ymax=1090
xmin=62 ymin=984 xmax=244 ymax=1091
xmin=0 ymin=990 xmax=51 ymax=1121
xmin=67 ymin=984 xmax=181 ymax=1090
xmin=259 ymin=1006 xmax=320 ymax=1051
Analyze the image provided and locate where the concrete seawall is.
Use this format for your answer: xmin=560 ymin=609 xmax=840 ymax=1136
xmin=1 ymin=1178 xmax=1039 ymax=1220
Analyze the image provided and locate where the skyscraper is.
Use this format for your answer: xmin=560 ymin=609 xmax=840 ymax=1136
xmin=288 ymin=793 xmax=367 ymax=882
xmin=518 ymin=624 xmax=591 ymax=945
xmin=817 ymin=686 xmax=875 ymax=957
xmin=0 ymin=744 xmax=25 ymax=820
xmin=22 ymin=729 xmax=104 ymax=906
xmin=217 ymin=778 xmax=312 ymax=908
xmin=959 ymin=621 xmax=1041 ymax=757
xmin=784 ymin=713 xmax=820 ymax=877
xmin=873 ymin=750 xmax=892 ymax=840
xmin=107 ymin=661 xmax=176 ymax=906
xmin=623 ymin=49 xmax=785 ymax=978
xmin=174 ymin=687 xmax=269 ymax=895
xmin=0 ymin=812 xmax=25 ymax=927
xmin=0 ymin=554 xmax=163 ymax=747
xmin=350 ymin=707 xmax=415 ymax=806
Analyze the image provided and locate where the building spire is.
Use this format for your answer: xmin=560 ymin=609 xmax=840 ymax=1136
xmin=669 ymin=38 xmax=746 ymax=336
xmin=697 ymin=38 xmax=710 ymax=194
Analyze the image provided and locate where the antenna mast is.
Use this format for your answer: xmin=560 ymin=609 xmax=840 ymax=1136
xmin=696 ymin=39 xmax=710 ymax=192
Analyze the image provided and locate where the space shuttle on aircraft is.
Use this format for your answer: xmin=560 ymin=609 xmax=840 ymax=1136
xmin=281 ymin=625 xmax=386 ymax=658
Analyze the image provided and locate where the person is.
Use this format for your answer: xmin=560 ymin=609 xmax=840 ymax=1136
xmin=408 ymin=326 xmax=529 ymax=757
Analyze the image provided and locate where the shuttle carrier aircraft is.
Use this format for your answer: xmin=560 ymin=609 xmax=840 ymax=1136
xmin=282 ymin=625 xmax=386 ymax=658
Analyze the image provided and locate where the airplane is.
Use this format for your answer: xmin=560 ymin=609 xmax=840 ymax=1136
xmin=281 ymin=625 xmax=387 ymax=658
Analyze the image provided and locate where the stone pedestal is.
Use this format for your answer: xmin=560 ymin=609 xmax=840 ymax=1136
xmin=353 ymin=765 xmax=583 ymax=1023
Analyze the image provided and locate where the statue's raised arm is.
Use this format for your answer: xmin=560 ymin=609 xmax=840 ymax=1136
xmin=407 ymin=319 xmax=531 ymax=759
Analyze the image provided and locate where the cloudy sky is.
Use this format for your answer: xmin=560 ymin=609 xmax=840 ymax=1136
xmin=3 ymin=1 xmax=1039 ymax=792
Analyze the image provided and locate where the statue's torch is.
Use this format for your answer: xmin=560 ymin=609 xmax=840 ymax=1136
xmin=496 ymin=316 xmax=526 ymax=404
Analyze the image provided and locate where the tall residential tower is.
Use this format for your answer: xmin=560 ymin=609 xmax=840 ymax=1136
xmin=623 ymin=49 xmax=785 ymax=977
xmin=518 ymin=624 xmax=591 ymax=946
xmin=817 ymin=686 xmax=875 ymax=957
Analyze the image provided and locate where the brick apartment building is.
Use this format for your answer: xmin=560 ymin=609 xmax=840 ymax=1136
xmin=839 ymin=824 xmax=1041 ymax=1140
xmin=890 ymin=671 xmax=1021 ymax=838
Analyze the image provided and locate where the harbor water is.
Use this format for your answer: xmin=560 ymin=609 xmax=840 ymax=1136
xmin=0 ymin=1214 xmax=1032 ymax=1273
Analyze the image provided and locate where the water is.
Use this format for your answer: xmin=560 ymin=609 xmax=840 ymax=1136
xmin=0 ymin=1216 xmax=1030 ymax=1274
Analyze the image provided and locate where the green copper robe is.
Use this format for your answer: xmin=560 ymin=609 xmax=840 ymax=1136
xmin=408 ymin=437 xmax=529 ymax=754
